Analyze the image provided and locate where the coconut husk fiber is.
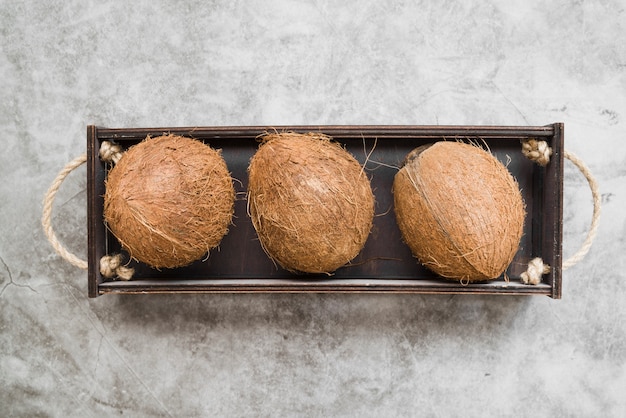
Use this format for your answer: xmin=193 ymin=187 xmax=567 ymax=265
xmin=104 ymin=135 xmax=235 ymax=269
xmin=393 ymin=141 xmax=525 ymax=282
xmin=247 ymin=132 xmax=375 ymax=274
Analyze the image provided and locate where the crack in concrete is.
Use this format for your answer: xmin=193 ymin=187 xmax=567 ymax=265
xmin=0 ymin=255 xmax=39 ymax=297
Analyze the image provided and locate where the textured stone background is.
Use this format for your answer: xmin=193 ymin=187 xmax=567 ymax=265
xmin=1 ymin=0 xmax=625 ymax=416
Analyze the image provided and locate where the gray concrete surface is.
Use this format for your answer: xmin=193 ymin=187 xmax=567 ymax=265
xmin=2 ymin=0 xmax=625 ymax=416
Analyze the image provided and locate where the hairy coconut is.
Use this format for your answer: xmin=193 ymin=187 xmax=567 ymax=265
xmin=248 ymin=132 xmax=375 ymax=273
xmin=104 ymin=135 xmax=235 ymax=269
xmin=393 ymin=141 xmax=525 ymax=282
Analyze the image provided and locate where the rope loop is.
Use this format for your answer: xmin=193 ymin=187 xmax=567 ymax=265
xmin=521 ymin=141 xmax=601 ymax=284
xmin=41 ymin=154 xmax=89 ymax=270
xmin=42 ymin=142 xmax=134 ymax=280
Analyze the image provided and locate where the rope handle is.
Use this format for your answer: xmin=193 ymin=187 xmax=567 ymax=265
xmin=41 ymin=153 xmax=89 ymax=270
xmin=41 ymin=142 xmax=134 ymax=280
xmin=521 ymin=139 xmax=601 ymax=284
xmin=43 ymin=139 xmax=600 ymax=284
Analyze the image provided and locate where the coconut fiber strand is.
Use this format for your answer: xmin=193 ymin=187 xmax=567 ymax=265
xmin=393 ymin=141 xmax=525 ymax=282
xmin=248 ymin=132 xmax=375 ymax=274
xmin=104 ymin=135 xmax=235 ymax=269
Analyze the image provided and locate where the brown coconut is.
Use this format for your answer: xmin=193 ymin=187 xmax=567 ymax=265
xmin=393 ymin=141 xmax=525 ymax=282
xmin=247 ymin=132 xmax=375 ymax=274
xmin=104 ymin=135 xmax=235 ymax=269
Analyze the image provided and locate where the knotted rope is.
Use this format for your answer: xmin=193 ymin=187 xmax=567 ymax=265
xmin=522 ymin=138 xmax=552 ymax=167
xmin=98 ymin=140 xmax=124 ymax=164
xmin=99 ymin=254 xmax=134 ymax=281
xmin=520 ymin=257 xmax=551 ymax=285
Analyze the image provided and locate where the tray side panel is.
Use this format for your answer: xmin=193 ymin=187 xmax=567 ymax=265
xmin=87 ymin=126 xmax=103 ymax=298
xmin=545 ymin=123 xmax=564 ymax=298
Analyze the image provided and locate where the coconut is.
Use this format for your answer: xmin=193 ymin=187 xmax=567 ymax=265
xmin=247 ymin=132 xmax=375 ymax=274
xmin=392 ymin=141 xmax=525 ymax=282
xmin=103 ymin=135 xmax=235 ymax=269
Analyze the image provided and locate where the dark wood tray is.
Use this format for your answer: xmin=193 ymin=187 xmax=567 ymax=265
xmin=87 ymin=124 xmax=563 ymax=298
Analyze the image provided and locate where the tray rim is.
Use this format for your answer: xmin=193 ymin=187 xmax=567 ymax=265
xmin=87 ymin=123 xmax=563 ymax=298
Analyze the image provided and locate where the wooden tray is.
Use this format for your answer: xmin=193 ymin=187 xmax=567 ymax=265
xmin=87 ymin=124 xmax=563 ymax=298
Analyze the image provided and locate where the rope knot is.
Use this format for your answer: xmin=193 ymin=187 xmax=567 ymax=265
xmin=522 ymin=139 xmax=552 ymax=166
xmin=100 ymin=254 xmax=134 ymax=280
xmin=521 ymin=257 xmax=551 ymax=285
xmin=99 ymin=141 xmax=124 ymax=164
